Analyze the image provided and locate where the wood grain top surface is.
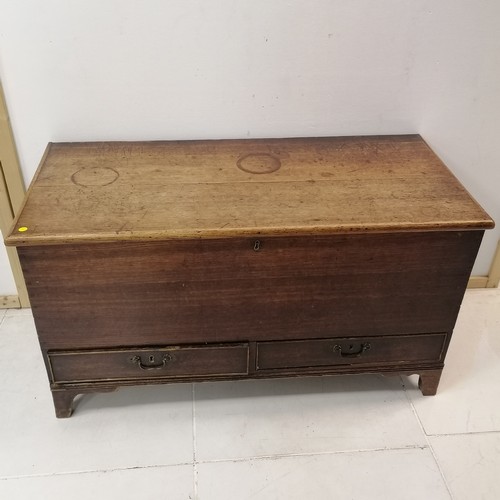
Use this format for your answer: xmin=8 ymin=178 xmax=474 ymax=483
xmin=5 ymin=135 xmax=494 ymax=246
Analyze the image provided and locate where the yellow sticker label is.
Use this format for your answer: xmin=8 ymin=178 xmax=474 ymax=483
xmin=18 ymin=226 xmax=28 ymax=232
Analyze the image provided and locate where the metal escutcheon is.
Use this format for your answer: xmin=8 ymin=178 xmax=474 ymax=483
xmin=333 ymin=343 xmax=371 ymax=358
xmin=131 ymin=353 xmax=172 ymax=370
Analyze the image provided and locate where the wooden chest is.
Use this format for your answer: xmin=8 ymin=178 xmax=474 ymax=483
xmin=5 ymin=135 xmax=494 ymax=418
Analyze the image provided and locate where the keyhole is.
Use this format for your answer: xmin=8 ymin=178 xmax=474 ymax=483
xmin=253 ymin=240 xmax=261 ymax=251
xmin=349 ymin=345 xmax=354 ymax=351
xmin=149 ymin=355 xmax=155 ymax=363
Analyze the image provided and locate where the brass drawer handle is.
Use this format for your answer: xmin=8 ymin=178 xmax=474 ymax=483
xmin=131 ymin=354 xmax=172 ymax=370
xmin=333 ymin=343 xmax=371 ymax=358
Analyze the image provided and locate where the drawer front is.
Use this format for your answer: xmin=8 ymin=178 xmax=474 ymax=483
xmin=256 ymin=334 xmax=447 ymax=371
xmin=49 ymin=343 xmax=249 ymax=383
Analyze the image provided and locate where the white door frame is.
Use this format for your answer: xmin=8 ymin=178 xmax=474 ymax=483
xmin=0 ymin=80 xmax=29 ymax=307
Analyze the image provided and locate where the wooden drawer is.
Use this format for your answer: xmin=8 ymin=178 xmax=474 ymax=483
xmin=256 ymin=334 xmax=447 ymax=371
xmin=48 ymin=343 xmax=249 ymax=384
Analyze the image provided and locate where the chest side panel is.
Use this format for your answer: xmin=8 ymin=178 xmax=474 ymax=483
xmin=20 ymin=231 xmax=482 ymax=350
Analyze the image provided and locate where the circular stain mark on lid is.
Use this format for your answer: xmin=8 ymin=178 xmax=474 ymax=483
xmin=237 ymin=153 xmax=281 ymax=174
xmin=71 ymin=167 xmax=119 ymax=187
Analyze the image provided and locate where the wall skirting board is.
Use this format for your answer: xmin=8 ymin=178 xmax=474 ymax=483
xmin=1 ymin=295 xmax=20 ymax=308
xmin=468 ymin=277 xmax=489 ymax=288
xmin=485 ymin=240 xmax=500 ymax=288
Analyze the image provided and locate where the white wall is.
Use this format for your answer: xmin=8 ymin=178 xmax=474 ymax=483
xmin=411 ymin=1 xmax=500 ymax=276
xmin=0 ymin=0 xmax=498 ymax=293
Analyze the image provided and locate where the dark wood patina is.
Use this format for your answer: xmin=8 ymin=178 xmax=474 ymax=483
xmin=5 ymin=135 xmax=494 ymax=417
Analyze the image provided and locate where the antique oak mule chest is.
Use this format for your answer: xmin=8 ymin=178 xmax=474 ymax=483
xmin=5 ymin=135 xmax=494 ymax=418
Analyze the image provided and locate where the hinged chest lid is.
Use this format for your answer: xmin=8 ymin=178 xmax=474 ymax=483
xmin=5 ymin=135 xmax=494 ymax=246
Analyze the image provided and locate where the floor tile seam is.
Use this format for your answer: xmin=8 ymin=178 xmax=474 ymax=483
xmin=400 ymin=375 xmax=454 ymax=500
xmin=0 ymin=462 xmax=195 ymax=481
xmin=193 ymin=463 xmax=199 ymax=500
xmin=426 ymin=429 xmax=500 ymax=438
xmin=4 ymin=309 xmax=30 ymax=317
xmin=192 ymin=383 xmax=199 ymax=500
xmin=193 ymin=444 xmax=430 ymax=466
